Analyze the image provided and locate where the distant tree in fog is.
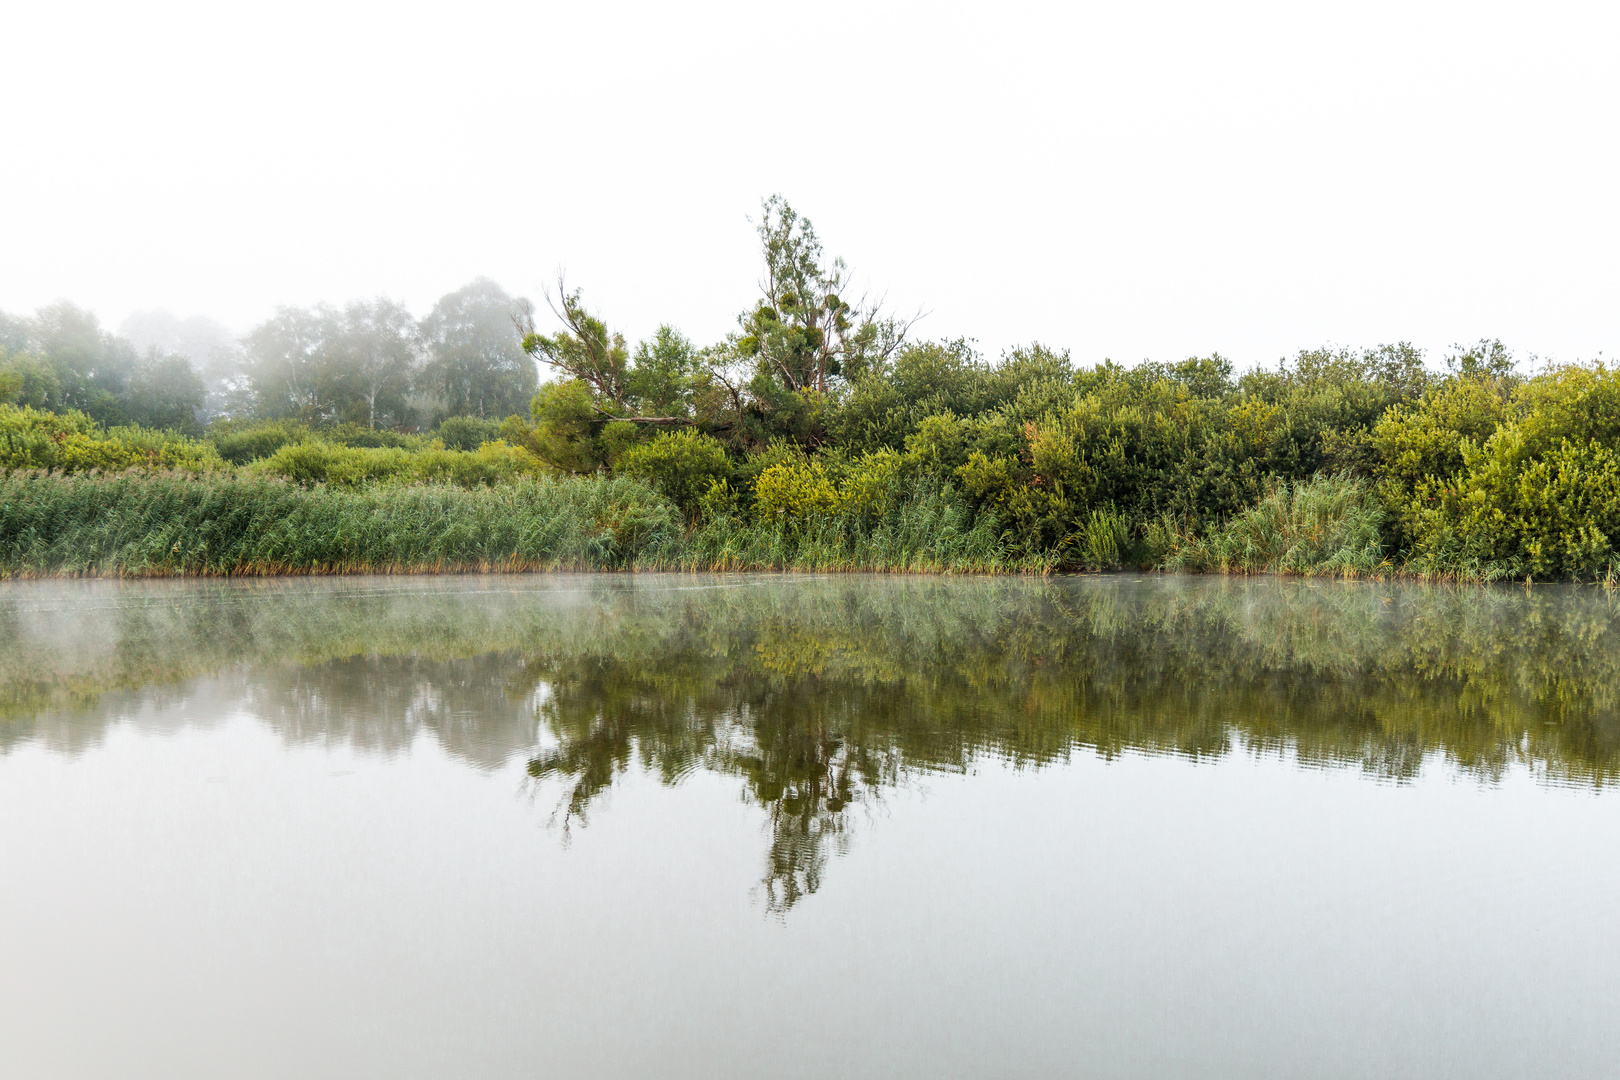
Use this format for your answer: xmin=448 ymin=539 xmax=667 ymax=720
xmin=335 ymin=298 xmax=420 ymax=429
xmin=243 ymin=299 xmax=424 ymax=427
xmin=26 ymin=301 xmax=139 ymax=422
xmin=121 ymin=310 xmax=245 ymax=420
xmin=122 ymin=354 xmax=206 ymax=430
xmin=242 ymin=305 xmax=344 ymax=421
xmin=0 ymin=310 xmax=29 ymax=354
xmin=0 ymin=302 xmax=208 ymax=429
xmin=6 ymin=280 xmax=535 ymax=431
xmin=420 ymin=279 xmax=536 ymax=420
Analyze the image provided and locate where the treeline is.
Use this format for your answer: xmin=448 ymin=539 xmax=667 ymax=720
xmin=0 ymin=278 xmax=534 ymax=433
xmin=3 ymin=197 xmax=1620 ymax=581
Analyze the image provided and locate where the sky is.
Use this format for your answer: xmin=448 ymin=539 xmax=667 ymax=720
xmin=2 ymin=0 xmax=1616 ymax=370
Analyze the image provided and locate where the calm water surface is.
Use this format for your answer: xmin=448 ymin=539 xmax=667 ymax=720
xmin=2 ymin=574 xmax=1618 ymax=1079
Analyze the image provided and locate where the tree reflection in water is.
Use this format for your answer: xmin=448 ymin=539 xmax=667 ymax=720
xmin=4 ymin=574 xmax=1620 ymax=909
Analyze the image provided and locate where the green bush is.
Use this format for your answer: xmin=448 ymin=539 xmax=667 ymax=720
xmin=436 ymin=415 xmax=504 ymax=452
xmin=325 ymin=424 xmax=426 ymax=450
xmin=0 ymin=404 xmax=222 ymax=474
xmin=617 ymin=429 xmax=733 ymax=513
xmin=211 ymin=420 xmax=308 ymax=464
xmin=1371 ymin=376 xmax=1511 ymax=549
xmin=1399 ymin=364 xmax=1620 ymax=579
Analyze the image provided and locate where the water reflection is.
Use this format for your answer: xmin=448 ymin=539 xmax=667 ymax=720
xmin=4 ymin=574 xmax=1619 ymax=908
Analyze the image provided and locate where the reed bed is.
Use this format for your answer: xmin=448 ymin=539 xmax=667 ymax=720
xmin=0 ymin=472 xmax=1035 ymax=577
xmin=1148 ymin=475 xmax=1390 ymax=577
xmin=0 ymin=472 xmax=683 ymax=576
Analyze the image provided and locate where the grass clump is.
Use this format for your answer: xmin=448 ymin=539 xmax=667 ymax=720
xmin=1149 ymin=475 xmax=1388 ymax=577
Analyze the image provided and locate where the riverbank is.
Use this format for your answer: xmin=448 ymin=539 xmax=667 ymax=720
xmin=0 ymin=471 xmax=1032 ymax=577
xmin=5 ymin=470 xmax=1614 ymax=582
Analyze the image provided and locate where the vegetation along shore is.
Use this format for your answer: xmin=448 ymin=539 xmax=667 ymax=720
xmin=3 ymin=199 xmax=1618 ymax=582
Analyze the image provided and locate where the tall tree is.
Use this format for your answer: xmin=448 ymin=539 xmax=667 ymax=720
xmin=735 ymin=195 xmax=912 ymax=395
xmin=123 ymin=352 xmax=206 ymax=431
xmin=120 ymin=310 xmax=245 ymax=421
xmin=336 ymin=298 xmax=420 ymax=429
xmin=26 ymin=301 xmax=139 ymax=423
xmin=519 ymin=279 xmax=632 ymax=408
xmin=242 ymin=304 xmax=345 ymax=420
xmin=421 ymin=279 xmax=536 ymax=419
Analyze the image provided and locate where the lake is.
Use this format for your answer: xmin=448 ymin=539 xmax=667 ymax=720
xmin=2 ymin=573 xmax=1618 ymax=1079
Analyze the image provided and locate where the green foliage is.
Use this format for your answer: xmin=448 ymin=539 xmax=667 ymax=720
xmin=0 ymin=473 xmax=682 ymax=575
xmin=528 ymin=379 xmax=609 ymax=473
xmin=0 ymin=404 xmax=222 ymax=474
xmin=210 ymin=420 xmax=308 ymax=464
xmin=617 ymin=429 xmax=733 ymax=513
xmin=436 ymin=415 xmax=503 ymax=451
xmin=521 ymin=287 xmax=632 ymax=408
xmin=628 ymin=327 xmax=701 ymax=417
xmin=1395 ymin=364 xmax=1620 ymax=580
xmin=1154 ymin=475 xmax=1387 ymax=576
xmin=252 ymin=439 xmax=543 ymax=489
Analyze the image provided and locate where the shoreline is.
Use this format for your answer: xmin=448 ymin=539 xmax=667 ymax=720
xmin=2 ymin=563 xmax=1613 ymax=587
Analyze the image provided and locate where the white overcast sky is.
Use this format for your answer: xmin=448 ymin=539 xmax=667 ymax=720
xmin=2 ymin=0 xmax=1616 ymax=369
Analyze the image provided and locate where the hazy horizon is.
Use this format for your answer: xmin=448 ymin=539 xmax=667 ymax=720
xmin=4 ymin=1 xmax=1617 ymax=369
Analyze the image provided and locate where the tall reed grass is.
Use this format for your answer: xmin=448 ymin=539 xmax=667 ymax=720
xmin=1148 ymin=475 xmax=1389 ymax=577
xmin=0 ymin=472 xmax=683 ymax=576
xmin=0 ymin=472 xmax=1031 ymax=576
xmin=681 ymin=484 xmax=1042 ymax=572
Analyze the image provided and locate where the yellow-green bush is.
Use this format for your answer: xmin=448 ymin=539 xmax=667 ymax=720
xmin=415 ymin=441 xmax=546 ymax=488
xmin=1371 ymin=376 xmax=1511 ymax=548
xmin=753 ymin=459 xmax=843 ymax=521
xmin=1399 ymin=365 xmax=1620 ymax=579
xmin=210 ymin=420 xmax=309 ymax=464
xmin=617 ymin=429 xmax=733 ymax=512
xmin=0 ymin=404 xmax=222 ymax=474
xmin=835 ymin=449 xmax=905 ymax=521
xmin=751 ymin=449 xmax=912 ymax=525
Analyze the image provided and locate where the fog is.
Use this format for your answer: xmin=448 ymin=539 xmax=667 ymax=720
xmin=2 ymin=1 xmax=1617 ymax=368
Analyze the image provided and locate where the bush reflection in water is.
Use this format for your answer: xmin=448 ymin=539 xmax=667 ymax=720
xmin=4 ymin=574 xmax=1619 ymax=909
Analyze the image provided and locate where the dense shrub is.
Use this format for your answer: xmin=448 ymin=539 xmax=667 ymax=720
xmin=753 ymin=458 xmax=843 ymax=521
xmin=617 ymin=429 xmax=733 ymax=513
xmin=435 ymin=415 xmax=504 ymax=452
xmin=325 ymin=423 xmax=426 ymax=450
xmin=0 ymin=404 xmax=221 ymax=473
xmin=1393 ymin=364 xmax=1620 ymax=579
xmin=211 ymin=420 xmax=307 ymax=464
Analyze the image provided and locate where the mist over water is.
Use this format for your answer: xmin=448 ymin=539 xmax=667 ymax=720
xmin=5 ymin=574 xmax=1620 ymax=1077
